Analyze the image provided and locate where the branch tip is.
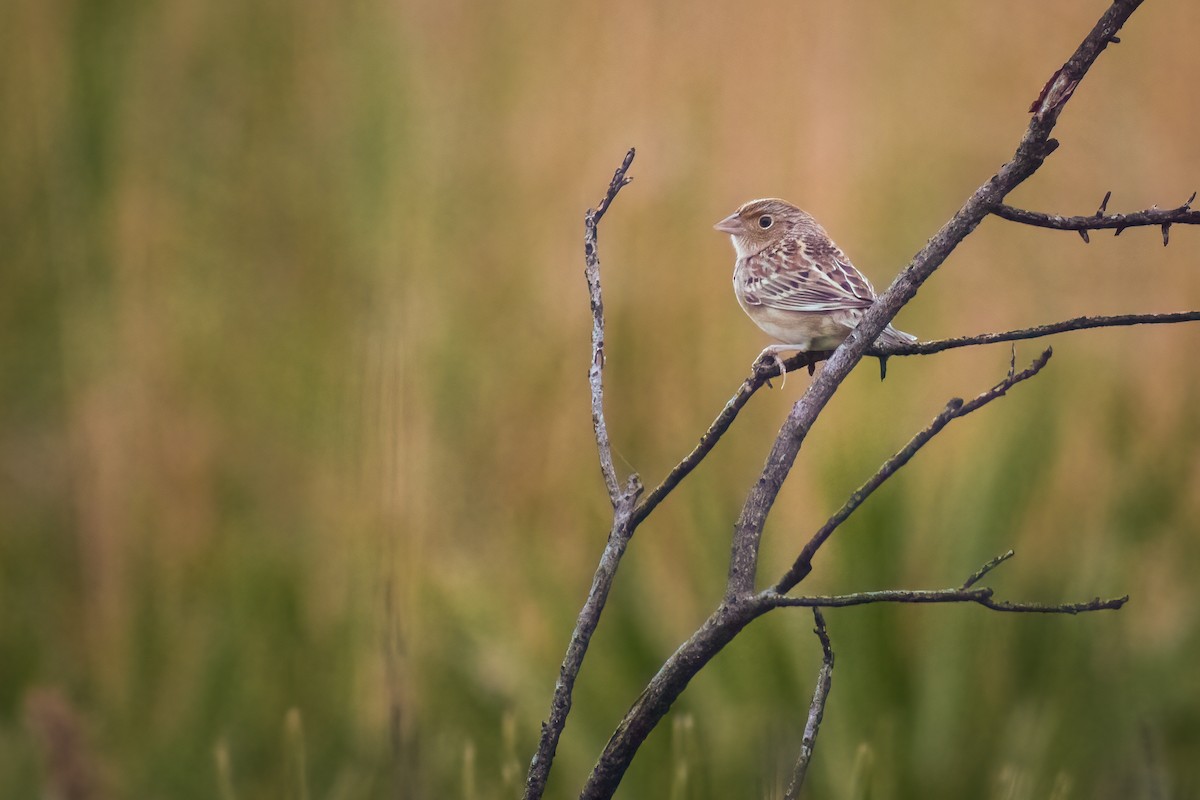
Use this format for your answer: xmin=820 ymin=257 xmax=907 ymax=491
xmin=962 ymin=550 xmax=1016 ymax=589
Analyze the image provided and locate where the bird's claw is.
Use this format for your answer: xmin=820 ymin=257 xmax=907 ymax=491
xmin=755 ymin=351 xmax=789 ymax=389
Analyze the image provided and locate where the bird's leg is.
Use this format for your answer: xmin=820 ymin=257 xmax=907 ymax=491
xmin=754 ymin=344 xmax=807 ymax=389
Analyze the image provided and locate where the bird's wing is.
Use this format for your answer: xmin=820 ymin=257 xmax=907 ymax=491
xmin=738 ymin=234 xmax=876 ymax=312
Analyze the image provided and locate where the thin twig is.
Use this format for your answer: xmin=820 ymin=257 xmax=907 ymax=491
xmin=525 ymin=151 xmax=641 ymax=800
xmin=994 ymin=193 xmax=1199 ymax=243
xmin=631 ymin=354 xmax=823 ymax=527
xmin=585 ymin=147 xmax=636 ymax=504
xmin=766 ymin=588 xmax=1127 ymax=613
xmin=869 ymin=311 xmax=1200 ymax=358
xmin=774 ymin=349 xmax=1052 ymax=595
xmin=784 ymin=609 xmax=834 ymax=800
xmin=765 ymin=551 xmax=1127 ymax=614
xmin=962 ymin=550 xmax=1015 ymax=589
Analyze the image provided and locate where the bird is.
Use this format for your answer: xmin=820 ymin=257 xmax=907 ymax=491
xmin=714 ymin=198 xmax=917 ymax=385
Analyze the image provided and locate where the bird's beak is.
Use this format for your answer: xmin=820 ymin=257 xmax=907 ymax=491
xmin=713 ymin=213 xmax=742 ymax=235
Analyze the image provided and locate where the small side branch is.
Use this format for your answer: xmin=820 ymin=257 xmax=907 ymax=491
xmin=764 ymin=552 xmax=1128 ymax=614
xmin=585 ymin=147 xmax=636 ymax=503
xmin=766 ymin=587 xmax=1127 ymax=613
xmin=784 ymin=609 xmax=834 ymax=800
xmin=961 ymin=550 xmax=1015 ymax=589
xmin=775 ymin=349 xmax=1053 ymax=595
xmin=870 ymin=311 xmax=1200 ymax=358
xmin=994 ymin=192 xmax=1199 ymax=244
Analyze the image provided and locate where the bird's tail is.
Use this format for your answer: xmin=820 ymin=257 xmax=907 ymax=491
xmin=874 ymin=323 xmax=918 ymax=349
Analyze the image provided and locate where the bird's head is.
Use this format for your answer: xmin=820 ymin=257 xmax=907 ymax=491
xmin=713 ymin=198 xmax=807 ymax=258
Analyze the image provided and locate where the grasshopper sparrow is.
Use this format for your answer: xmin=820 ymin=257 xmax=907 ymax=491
xmin=715 ymin=198 xmax=916 ymax=382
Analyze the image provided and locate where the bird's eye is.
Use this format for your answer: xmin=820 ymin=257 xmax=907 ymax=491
xmin=758 ymin=215 xmax=773 ymax=229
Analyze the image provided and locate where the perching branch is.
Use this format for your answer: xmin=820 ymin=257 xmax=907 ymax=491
xmin=631 ymin=352 xmax=825 ymax=527
xmin=775 ymin=348 xmax=1053 ymax=595
xmin=784 ymin=609 xmax=834 ymax=800
xmin=870 ymin=311 xmax=1200 ymax=358
xmin=994 ymin=191 xmax=1200 ymax=244
xmin=524 ymin=150 xmax=642 ymax=800
xmin=638 ymin=305 xmax=1200 ymax=521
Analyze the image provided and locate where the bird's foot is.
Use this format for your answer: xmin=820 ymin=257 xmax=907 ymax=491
xmin=754 ymin=346 xmax=796 ymax=389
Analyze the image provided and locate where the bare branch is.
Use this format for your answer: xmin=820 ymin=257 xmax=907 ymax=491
xmin=994 ymin=192 xmax=1200 ymax=243
xmin=770 ymin=587 xmax=995 ymax=608
xmin=524 ymin=480 xmax=640 ymax=800
xmin=868 ymin=311 xmax=1200 ymax=358
xmin=774 ymin=349 xmax=1053 ymax=595
xmin=524 ymin=151 xmax=641 ymax=800
xmin=765 ymin=587 xmax=1127 ymax=614
xmin=585 ymin=147 xmax=636 ymax=504
xmin=978 ymin=595 xmax=1129 ymax=614
xmin=631 ymin=353 xmax=824 ymax=527
xmin=784 ymin=609 xmax=834 ymax=800
xmin=579 ymin=600 xmax=770 ymax=800
xmin=766 ymin=552 xmax=1127 ymax=614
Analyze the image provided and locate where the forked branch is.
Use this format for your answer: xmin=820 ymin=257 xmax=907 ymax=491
xmin=777 ymin=553 xmax=1124 ymax=796
xmin=774 ymin=348 xmax=1053 ymax=595
xmin=525 ymin=149 xmax=641 ymax=800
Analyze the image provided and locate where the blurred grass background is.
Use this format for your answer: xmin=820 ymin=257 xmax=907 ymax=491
xmin=2 ymin=0 xmax=1200 ymax=797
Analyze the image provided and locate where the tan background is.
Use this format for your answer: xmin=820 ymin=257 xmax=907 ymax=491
xmin=2 ymin=0 xmax=1199 ymax=797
